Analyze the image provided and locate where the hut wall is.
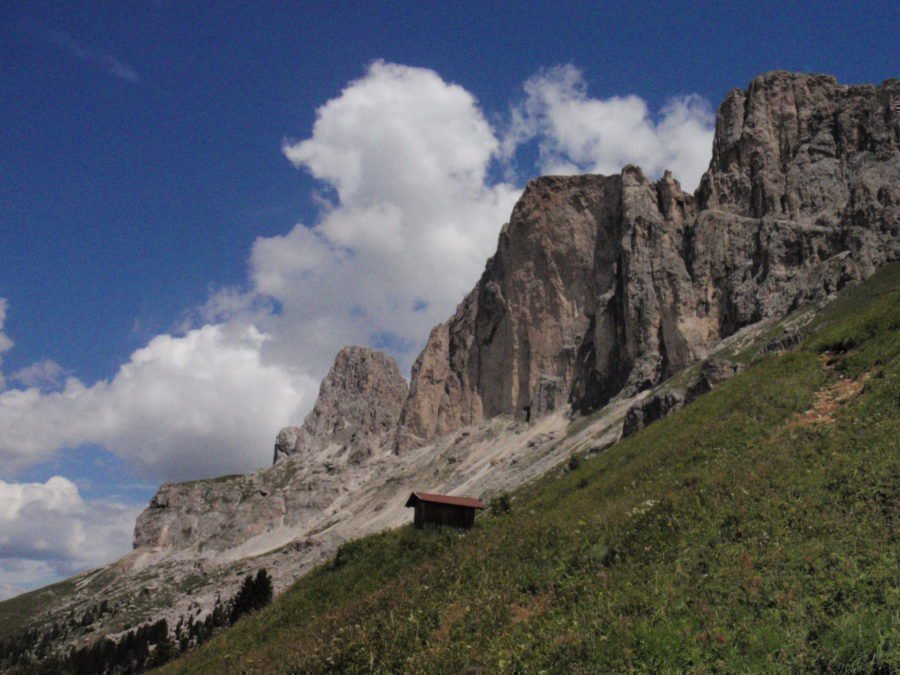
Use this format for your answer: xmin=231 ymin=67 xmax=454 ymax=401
xmin=420 ymin=503 xmax=473 ymax=529
xmin=414 ymin=504 xmax=425 ymax=528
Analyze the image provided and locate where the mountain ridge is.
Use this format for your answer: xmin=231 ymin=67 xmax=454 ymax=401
xmin=397 ymin=71 xmax=898 ymax=447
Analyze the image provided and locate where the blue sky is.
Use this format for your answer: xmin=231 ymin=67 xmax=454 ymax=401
xmin=0 ymin=1 xmax=896 ymax=598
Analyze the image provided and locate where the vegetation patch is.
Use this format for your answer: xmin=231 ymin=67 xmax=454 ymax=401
xmin=0 ymin=569 xmax=274 ymax=674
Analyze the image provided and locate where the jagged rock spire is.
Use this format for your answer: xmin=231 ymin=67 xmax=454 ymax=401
xmin=274 ymin=346 xmax=408 ymax=464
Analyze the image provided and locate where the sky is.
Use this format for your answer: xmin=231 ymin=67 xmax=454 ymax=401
xmin=0 ymin=1 xmax=896 ymax=599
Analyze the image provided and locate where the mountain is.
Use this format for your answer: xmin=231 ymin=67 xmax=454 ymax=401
xmin=1 ymin=71 xmax=897 ymax=671
xmin=272 ymin=345 xmax=408 ymax=466
xmin=157 ymin=260 xmax=900 ymax=673
xmin=398 ymin=71 xmax=899 ymax=446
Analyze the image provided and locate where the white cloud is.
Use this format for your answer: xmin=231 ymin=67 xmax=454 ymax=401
xmin=10 ymin=358 xmax=67 ymax=390
xmin=503 ymin=64 xmax=714 ymax=191
xmin=0 ymin=476 xmax=141 ymax=598
xmin=0 ymin=324 xmax=315 ymax=480
xmin=254 ymin=60 xmax=521 ymax=376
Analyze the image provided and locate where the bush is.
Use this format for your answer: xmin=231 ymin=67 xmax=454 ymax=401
xmin=490 ymin=493 xmax=512 ymax=515
xmin=230 ymin=569 xmax=273 ymax=624
xmin=587 ymin=542 xmax=616 ymax=567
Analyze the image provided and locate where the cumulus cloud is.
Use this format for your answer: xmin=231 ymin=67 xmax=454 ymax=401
xmin=503 ymin=64 xmax=714 ymax=190
xmin=0 ymin=324 xmax=315 ymax=480
xmin=0 ymin=476 xmax=141 ymax=598
xmin=253 ymin=60 xmax=521 ymax=375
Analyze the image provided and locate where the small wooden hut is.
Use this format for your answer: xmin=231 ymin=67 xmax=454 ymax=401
xmin=405 ymin=492 xmax=486 ymax=529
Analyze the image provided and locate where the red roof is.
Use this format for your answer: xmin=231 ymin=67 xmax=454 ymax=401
xmin=405 ymin=492 xmax=486 ymax=509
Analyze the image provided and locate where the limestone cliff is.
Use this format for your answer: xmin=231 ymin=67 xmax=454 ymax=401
xmin=133 ymin=346 xmax=406 ymax=552
xmin=396 ymin=72 xmax=899 ymax=448
xmin=273 ymin=346 xmax=408 ymax=465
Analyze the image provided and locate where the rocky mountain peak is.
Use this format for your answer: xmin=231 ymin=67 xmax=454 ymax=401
xmin=395 ymin=72 xmax=899 ymax=450
xmin=133 ymin=346 xmax=407 ymax=555
xmin=274 ymin=346 xmax=408 ymax=464
xmin=698 ymin=71 xmax=899 ymax=221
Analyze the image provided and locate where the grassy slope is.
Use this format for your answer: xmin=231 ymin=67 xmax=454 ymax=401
xmin=156 ymin=264 xmax=897 ymax=673
xmin=0 ymin=578 xmax=79 ymax=637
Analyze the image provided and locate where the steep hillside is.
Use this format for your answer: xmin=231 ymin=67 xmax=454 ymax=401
xmin=160 ymin=261 xmax=899 ymax=673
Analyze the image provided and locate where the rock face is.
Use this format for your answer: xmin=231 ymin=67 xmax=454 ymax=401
xmin=622 ymin=357 xmax=746 ymax=438
xmin=396 ymin=170 xmax=708 ymax=450
xmin=134 ymin=346 xmax=407 ymax=551
xmin=274 ymin=346 xmax=408 ymax=465
xmin=699 ymin=72 xmax=898 ymax=226
xmin=396 ymin=72 xmax=899 ymax=449
xmin=692 ymin=72 xmax=900 ymax=333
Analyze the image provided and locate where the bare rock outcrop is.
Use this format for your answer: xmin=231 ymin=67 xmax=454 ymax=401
xmin=396 ymin=169 xmax=709 ymax=450
xmin=698 ymin=72 xmax=899 ymax=226
xmin=622 ymin=357 xmax=746 ymax=438
xmin=134 ymin=346 xmax=407 ymax=552
xmin=622 ymin=390 xmax=686 ymax=438
xmin=691 ymin=72 xmax=900 ymax=333
xmin=397 ymin=72 xmax=899 ymax=450
xmin=274 ymin=346 xmax=408 ymax=464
